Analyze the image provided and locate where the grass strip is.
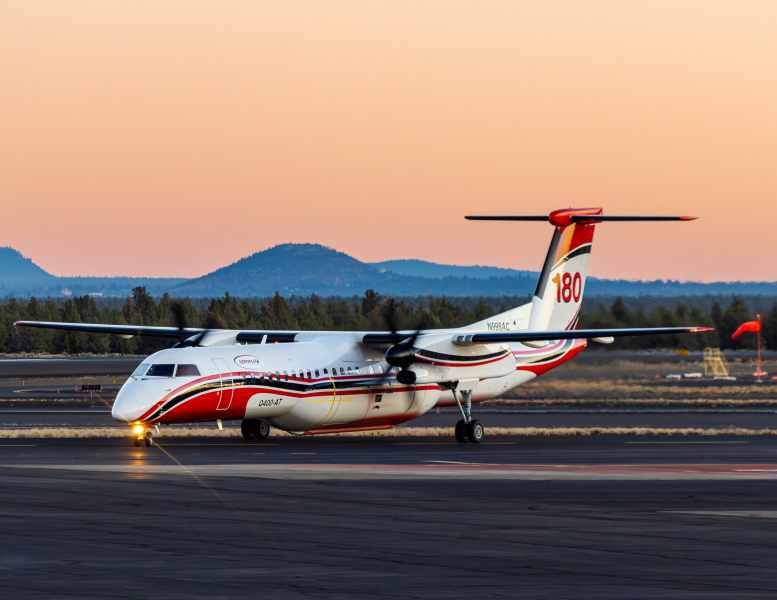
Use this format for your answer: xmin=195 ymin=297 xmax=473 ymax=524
xmin=3 ymin=426 xmax=777 ymax=438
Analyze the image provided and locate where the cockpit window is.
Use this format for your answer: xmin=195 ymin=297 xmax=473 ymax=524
xmin=132 ymin=363 xmax=150 ymax=377
xmin=175 ymin=364 xmax=200 ymax=377
xmin=145 ymin=364 xmax=175 ymax=377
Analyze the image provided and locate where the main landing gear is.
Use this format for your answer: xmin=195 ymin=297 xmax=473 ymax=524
xmin=241 ymin=419 xmax=271 ymax=441
xmin=451 ymin=388 xmax=484 ymax=444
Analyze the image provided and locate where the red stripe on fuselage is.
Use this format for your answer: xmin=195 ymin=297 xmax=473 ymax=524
xmin=514 ymin=338 xmax=587 ymax=376
xmin=414 ymin=352 xmax=511 ymax=368
xmin=143 ymin=380 xmax=438 ymax=425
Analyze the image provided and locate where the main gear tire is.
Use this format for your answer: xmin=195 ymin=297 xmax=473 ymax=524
xmin=241 ymin=420 xmax=256 ymax=440
xmin=466 ymin=420 xmax=484 ymax=444
xmin=144 ymin=432 xmax=154 ymax=447
xmin=455 ymin=420 xmax=469 ymax=443
xmin=253 ymin=420 xmax=271 ymax=440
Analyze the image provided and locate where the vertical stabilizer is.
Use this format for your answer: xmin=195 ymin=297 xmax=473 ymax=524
xmin=527 ymin=208 xmax=600 ymax=332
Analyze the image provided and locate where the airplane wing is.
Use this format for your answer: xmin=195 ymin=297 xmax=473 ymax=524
xmin=14 ymin=321 xmax=299 ymax=344
xmin=14 ymin=321 xmax=196 ymax=338
xmin=453 ymin=326 xmax=713 ymax=345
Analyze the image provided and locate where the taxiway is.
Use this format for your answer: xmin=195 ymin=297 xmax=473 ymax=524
xmin=2 ymin=436 xmax=777 ymax=597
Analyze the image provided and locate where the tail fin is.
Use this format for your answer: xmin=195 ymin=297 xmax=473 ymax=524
xmin=465 ymin=208 xmax=696 ymax=333
xmin=528 ymin=208 xmax=599 ymax=331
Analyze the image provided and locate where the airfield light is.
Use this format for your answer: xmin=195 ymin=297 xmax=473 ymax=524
xmin=133 ymin=425 xmax=144 ymax=435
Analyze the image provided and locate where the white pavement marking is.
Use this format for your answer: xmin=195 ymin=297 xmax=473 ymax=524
xmin=665 ymin=511 xmax=777 ymax=519
xmin=5 ymin=463 xmax=777 ymax=481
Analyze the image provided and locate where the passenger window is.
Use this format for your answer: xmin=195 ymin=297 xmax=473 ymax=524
xmin=340 ymin=367 xmax=345 ymax=375
xmin=176 ymin=364 xmax=201 ymax=377
xmin=307 ymin=370 xmax=312 ymax=379
xmin=291 ymin=370 xmax=296 ymax=380
xmin=146 ymin=364 xmax=175 ymax=377
xmin=323 ymin=368 xmax=328 ymax=375
xmin=283 ymin=371 xmax=288 ymax=381
xmin=275 ymin=371 xmax=280 ymax=381
xmin=315 ymin=369 xmax=319 ymax=377
xmin=347 ymin=367 xmax=352 ymax=374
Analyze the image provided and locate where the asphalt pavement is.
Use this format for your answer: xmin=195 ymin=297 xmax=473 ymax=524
xmin=2 ymin=436 xmax=777 ymax=598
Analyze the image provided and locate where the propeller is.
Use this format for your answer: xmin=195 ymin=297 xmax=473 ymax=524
xmin=380 ymin=303 xmax=427 ymax=385
xmin=169 ymin=300 xmax=206 ymax=348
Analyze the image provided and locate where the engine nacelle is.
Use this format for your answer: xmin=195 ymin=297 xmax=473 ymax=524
xmin=409 ymin=333 xmax=516 ymax=384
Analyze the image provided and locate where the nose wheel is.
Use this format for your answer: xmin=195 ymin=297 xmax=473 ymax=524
xmin=133 ymin=428 xmax=154 ymax=447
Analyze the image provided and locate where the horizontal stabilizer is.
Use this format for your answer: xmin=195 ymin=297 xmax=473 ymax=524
xmin=453 ymin=326 xmax=713 ymax=345
xmin=465 ymin=214 xmax=696 ymax=224
xmin=465 ymin=215 xmax=549 ymax=221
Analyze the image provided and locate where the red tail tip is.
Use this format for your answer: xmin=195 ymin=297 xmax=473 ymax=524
xmin=549 ymin=207 xmax=603 ymax=228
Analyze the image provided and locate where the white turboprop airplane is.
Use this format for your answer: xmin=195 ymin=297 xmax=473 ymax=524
xmin=16 ymin=207 xmax=710 ymax=446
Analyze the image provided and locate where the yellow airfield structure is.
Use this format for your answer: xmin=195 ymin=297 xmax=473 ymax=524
xmin=703 ymin=348 xmax=729 ymax=377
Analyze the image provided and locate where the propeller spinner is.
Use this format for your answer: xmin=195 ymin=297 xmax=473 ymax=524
xmin=381 ymin=306 xmax=427 ymax=384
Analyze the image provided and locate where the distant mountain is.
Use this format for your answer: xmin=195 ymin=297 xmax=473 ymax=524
xmin=0 ymin=247 xmax=57 ymax=289
xmin=171 ymin=244 xmax=522 ymax=297
xmin=370 ymin=259 xmax=536 ymax=280
xmin=2 ymin=243 xmax=777 ymax=299
xmin=173 ymin=244 xmax=400 ymax=297
xmin=0 ymin=248 xmax=186 ymax=298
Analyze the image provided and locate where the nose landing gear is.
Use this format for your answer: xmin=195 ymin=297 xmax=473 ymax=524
xmin=132 ymin=425 xmax=154 ymax=447
xmin=241 ymin=419 xmax=271 ymax=441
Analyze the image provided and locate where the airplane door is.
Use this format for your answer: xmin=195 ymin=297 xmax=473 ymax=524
xmin=213 ymin=358 xmax=233 ymax=410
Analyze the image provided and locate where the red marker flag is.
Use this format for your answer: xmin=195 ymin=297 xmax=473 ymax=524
xmin=732 ymin=321 xmax=761 ymax=339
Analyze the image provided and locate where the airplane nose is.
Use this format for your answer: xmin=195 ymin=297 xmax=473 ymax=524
xmin=112 ymin=383 xmax=153 ymax=423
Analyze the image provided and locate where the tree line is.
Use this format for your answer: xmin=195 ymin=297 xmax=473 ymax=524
xmin=0 ymin=287 xmax=773 ymax=354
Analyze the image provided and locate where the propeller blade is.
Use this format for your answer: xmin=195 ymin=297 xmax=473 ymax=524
xmin=169 ymin=299 xmax=208 ymax=348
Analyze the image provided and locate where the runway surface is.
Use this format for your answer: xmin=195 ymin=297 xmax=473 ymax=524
xmin=3 ymin=436 xmax=777 ymax=598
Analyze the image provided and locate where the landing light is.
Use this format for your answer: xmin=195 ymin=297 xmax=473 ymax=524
xmin=133 ymin=425 xmax=144 ymax=435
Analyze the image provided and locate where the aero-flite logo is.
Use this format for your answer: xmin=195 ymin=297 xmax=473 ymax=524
xmin=234 ymin=355 xmax=264 ymax=369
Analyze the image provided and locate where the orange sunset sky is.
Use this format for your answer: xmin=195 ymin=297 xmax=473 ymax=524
xmin=1 ymin=1 xmax=775 ymax=282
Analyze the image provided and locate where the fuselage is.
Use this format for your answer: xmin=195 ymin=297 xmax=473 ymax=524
xmin=112 ymin=333 xmax=587 ymax=434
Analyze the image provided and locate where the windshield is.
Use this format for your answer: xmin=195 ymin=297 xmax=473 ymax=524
xmin=145 ymin=364 xmax=175 ymax=377
xmin=132 ymin=363 xmax=150 ymax=378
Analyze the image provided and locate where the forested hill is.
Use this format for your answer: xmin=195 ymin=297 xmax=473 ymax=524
xmin=3 ymin=243 xmax=777 ymax=298
xmin=0 ymin=247 xmax=57 ymax=289
xmin=170 ymin=244 xmax=538 ymax=297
